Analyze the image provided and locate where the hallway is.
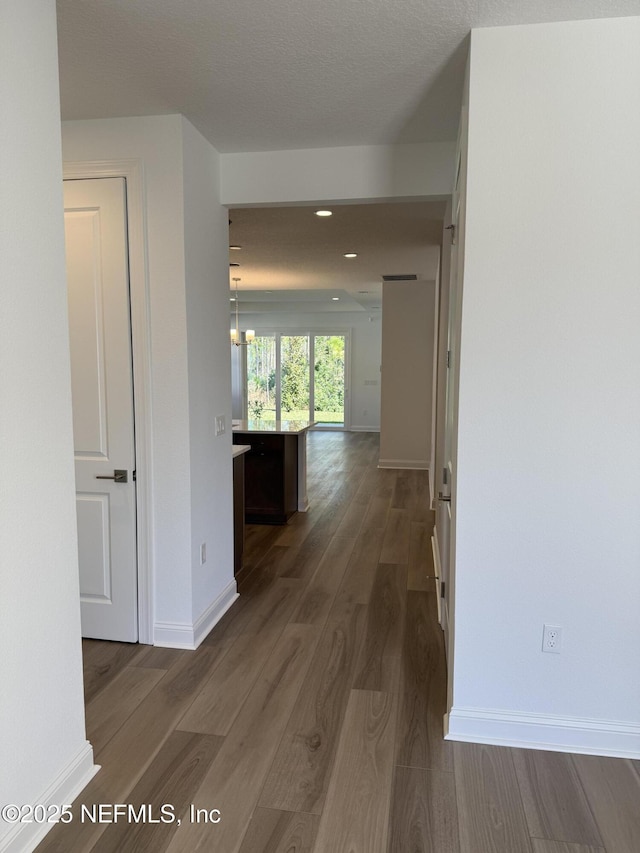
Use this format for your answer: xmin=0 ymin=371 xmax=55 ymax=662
xmin=38 ymin=432 xmax=640 ymax=852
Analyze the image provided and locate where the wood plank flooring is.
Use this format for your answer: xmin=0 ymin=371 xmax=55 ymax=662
xmin=37 ymin=432 xmax=640 ymax=853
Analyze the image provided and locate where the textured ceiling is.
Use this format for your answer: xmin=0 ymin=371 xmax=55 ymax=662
xmin=229 ymin=202 xmax=445 ymax=312
xmin=56 ymin=0 xmax=640 ymax=153
xmin=56 ymin=0 xmax=640 ymax=308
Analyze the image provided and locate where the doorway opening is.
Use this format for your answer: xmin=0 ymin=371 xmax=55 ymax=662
xmin=246 ymin=332 xmax=347 ymax=428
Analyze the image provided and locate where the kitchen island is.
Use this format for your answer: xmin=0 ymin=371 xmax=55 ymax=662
xmin=232 ymin=444 xmax=250 ymax=573
xmin=232 ymin=419 xmax=315 ymax=524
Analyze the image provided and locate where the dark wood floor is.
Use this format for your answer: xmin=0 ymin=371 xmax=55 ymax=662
xmin=38 ymin=432 xmax=640 ymax=853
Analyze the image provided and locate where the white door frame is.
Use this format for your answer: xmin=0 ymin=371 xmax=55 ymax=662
xmin=309 ymin=331 xmax=352 ymax=431
xmin=63 ymin=159 xmax=154 ymax=645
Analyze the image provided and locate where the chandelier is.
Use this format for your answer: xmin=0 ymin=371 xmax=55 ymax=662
xmin=230 ymin=277 xmax=255 ymax=346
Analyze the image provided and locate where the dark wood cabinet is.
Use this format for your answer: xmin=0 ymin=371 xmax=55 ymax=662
xmin=233 ymin=432 xmax=298 ymax=524
xmin=232 ymin=452 xmax=245 ymax=574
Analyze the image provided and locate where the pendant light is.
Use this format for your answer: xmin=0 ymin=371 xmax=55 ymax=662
xmin=230 ymin=277 xmax=255 ymax=346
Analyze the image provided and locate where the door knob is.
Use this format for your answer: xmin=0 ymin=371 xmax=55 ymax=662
xmin=96 ymin=469 xmax=128 ymax=483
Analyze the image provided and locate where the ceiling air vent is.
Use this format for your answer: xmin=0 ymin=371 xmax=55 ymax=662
xmin=381 ymin=274 xmax=418 ymax=281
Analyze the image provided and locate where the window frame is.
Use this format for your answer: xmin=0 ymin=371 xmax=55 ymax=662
xmin=244 ymin=327 xmax=351 ymax=429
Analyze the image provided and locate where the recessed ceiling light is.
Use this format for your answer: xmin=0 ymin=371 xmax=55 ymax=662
xmin=344 ymin=252 xmax=358 ymax=258
xmin=230 ymin=297 xmax=236 ymax=301
xmin=229 ymin=262 xmax=240 ymax=267
xmin=332 ymin=297 xmax=340 ymax=301
xmin=315 ymin=210 xmax=332 ymax=217
xmin=229 ymin=245 xmax=242 ymax=251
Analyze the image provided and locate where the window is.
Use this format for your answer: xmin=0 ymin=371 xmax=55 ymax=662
xmin=313 ymin=334 xmax=345 ymax=426
xmin=246 ymin=335 xmax=276 ymax=420
xmin=244 ymin=331 xmax=348 ymax=428
xmin=281 ymin=335 xmax=310 ymax=419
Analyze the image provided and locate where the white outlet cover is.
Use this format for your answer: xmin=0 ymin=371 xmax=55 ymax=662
xmin=542 ymin=624 xmax=562 ymax=654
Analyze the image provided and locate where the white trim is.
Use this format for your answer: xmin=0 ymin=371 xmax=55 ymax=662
xmin=153 ymin=621 xmax=197 ymax=650
xmin=432 ymin=574 xmax=443 ymax=624
xmin=378 ymin=458 xmax=429 ymax=470
xmin=444 ymin=706 xmax=640 ymax=759
xmin=429 ymin=250 xmax=441 ymax=507
xmin=433 ymin=571 xmax=443 ymax=624
xmin=63 ymin=160 xmax=154 ymax=645
xmin=312 ymin=424 xmax=347 ymax=431
xmin=433 ymin=530 xmax=451 ymax=650
xmin=1 ymin=742 xmax=98 ymax=853
xmin=343 ymin=328 xmax=352 ymax=431
xmin=193 ymin=582 xmax=239 ymax=648
xmin=297 ymin=431 xmax=310 ymax=512
xmin=431 ymin=530 xmax=444 ymax=628
xmin=431 ymin=532 xmax=441 ymax=580
xmin=350 ymin=426 xmax=380 ymax=433
xmin=431 ymin=532 xmax=448 ymax=637
xmin=154 ymin=581 xmax=238 ymax=649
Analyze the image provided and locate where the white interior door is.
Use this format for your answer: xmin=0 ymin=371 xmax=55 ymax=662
xmin=436 ymin=145 xmax=464 ymax=649
xmin=64 ymin=177 xmax=138 ymax=642
xmin=438 ymin=205 xmax=457 ymax=639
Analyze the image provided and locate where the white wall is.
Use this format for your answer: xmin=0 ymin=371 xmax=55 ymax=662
xmin=239 ymin=311 xmax=382 ymax=431
xmin=62 ymin=116 xmax=236 ymax=647
xmin=0 ymin=3 xmax=96 ymax=850
xmin=379 ymin=279 xmax=438 ymax=469
xmin=62 ymin=115 xmax=194 ymax=632
xmin=220 ymin=142 xmax=455 ymax=206
xmin=448 ymin=16 xmax=640 ymax=756
xmin=181 ymin=117 xmax=236 ymax=624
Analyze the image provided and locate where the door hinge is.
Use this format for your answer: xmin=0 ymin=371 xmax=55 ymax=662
xmin=446 ymin=350 xmax=451 ymax=368
xmin=442 ymin=467 xmax=448 ymax=485
xmin=132 ymin=469 xmax=137 ymax=482
xmin=441 ymin=580 xmax=446 ymax=598
xmin=445 ymin=223 xmax=456 ymax=243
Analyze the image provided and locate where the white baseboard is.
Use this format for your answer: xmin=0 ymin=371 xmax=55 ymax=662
xmin=378 ymin=458 xmax=429 ymax=470
xmin=350 ymin=426 xmax=380 ymax=433
xmin=154 ymin=580 xmax=238 ymax=650
xmin=153 ymin=621 xmax=197 ymax=650
xmin=445 ymin=706 xmax=640 ymax=759
xmin=193 ymin=581 xmax=239 ymax=648
xmin=1 ymin=742 xmax=99 ymax=853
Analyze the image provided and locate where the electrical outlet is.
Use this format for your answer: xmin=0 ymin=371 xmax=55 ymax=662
xmin=215 ymin=415 xmax=226 ymax=436
xmin=200 ymin=543 xmax=207 ymax=565
xmin=542 ymin=624 xmax=562 ymax=654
